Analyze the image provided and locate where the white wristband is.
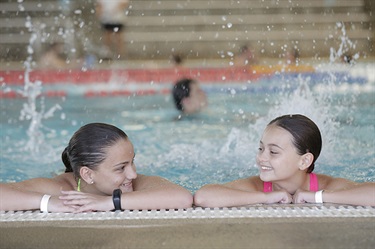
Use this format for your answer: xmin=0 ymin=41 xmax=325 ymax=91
xmin=40 ymin=194 xmax=51 ymax=213
xmin=315 ymin=190 xmax=324 ymax=204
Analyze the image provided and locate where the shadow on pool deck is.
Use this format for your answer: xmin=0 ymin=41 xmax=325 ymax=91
xmin=1 ymin=217 xmax=375 ymax=249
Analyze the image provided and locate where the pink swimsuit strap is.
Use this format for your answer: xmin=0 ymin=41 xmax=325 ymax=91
xmin=263 ymin=173 xmax=319 ymax=192
xmin=309 ymin=173 xmax=319 ymax=191
xmin=263 ymin=181 xmax=273 ymax=192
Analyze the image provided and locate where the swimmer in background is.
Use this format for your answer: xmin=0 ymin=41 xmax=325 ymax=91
xmin=96 ymin=0 xmax=129 ymax=59
xmin=285 ymin=47 xmax=300 ymax=65
xmin=38 ymin=42 xmax=69 ymax=70
xmin=170 ymin=53 xmax=184 ymax=68
xmin=234 ymin=44 xmax=258 ymax=66
xmin=38 ymin=42 xmax=84 ymax=70
xmin=172 ymin=78 xmax=208 ymax=118
xmin=194 ymin=114 xmax=375 ymax=207
xmin=0 ymin=123 xmax=193 ymax=212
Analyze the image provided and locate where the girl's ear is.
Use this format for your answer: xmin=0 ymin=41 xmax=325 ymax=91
xmin=181 ymin=97 xmax=190 ymax=106
xmin=181 ymin=97 xmax=193 ymax=113
xmin=299 ymin=153 xmax=314 ymax=171
xmin=80 ymin=166 xmax=95 ymax=184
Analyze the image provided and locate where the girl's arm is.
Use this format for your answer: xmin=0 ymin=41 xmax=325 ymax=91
xmin=0 ymin=183 xmax=44 ymax=211
xmin=60 ymin=174 xmax=193 ymax=212
xmin=194 ymin=177 xmax=292 ymax=208
xmin=0 ymin=176 xmax=77 ymax=212
xmin=294 ymin=177 xmax=375 ymax=206
xmin=121 ymin=174 xmax=193 ymax=210
xmin=322 ymin=179 xmax=375 ymax=206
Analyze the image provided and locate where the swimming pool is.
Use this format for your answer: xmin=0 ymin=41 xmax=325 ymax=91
xmin=1 ymin=64 xmax=374 ymax=193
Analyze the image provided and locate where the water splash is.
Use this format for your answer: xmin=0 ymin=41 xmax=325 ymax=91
xmin=18 ymin=15 xmax=62 ymax=157
xmin=221 ymin=80 xmax=343 ymax=163
xmin=329 ymin=22 xmax=359 ymax=65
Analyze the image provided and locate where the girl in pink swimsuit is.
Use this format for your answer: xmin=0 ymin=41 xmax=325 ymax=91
xmin=194 ymin=114 xmax=375 ymax=208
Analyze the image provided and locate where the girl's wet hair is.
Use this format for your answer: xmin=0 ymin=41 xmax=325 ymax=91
xmin=62 ymin=123 xmax=128 ymax=179
xmin=172 ymin=78 xmax=196 ymax=111
xmin=268 ymin=114 xmax=322 ymax=173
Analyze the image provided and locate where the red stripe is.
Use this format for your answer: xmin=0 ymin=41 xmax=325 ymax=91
xmin=0 ymin=90 xmax=67 ymax=98
xmin=0 ymin=68 xmax=264 ymax=85
xmin=44 ymin=91 xmax=67 ymax=97
xmin=0 ymin=67 xmax=268 ymax=98
xmin=83 ymin=89 xmax=170 ymax=98
xmin=0 ymin=91 xmax=21 ymax=98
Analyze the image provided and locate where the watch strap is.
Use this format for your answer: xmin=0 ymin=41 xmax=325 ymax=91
xmin=112 ymin=188 xmax=122 ymax=211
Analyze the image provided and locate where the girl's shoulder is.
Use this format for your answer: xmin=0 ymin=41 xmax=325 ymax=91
xmin=316 ymin=173 xmax=357 ymax=190
xmin=132 ymin=174 xmax=174 ymax=190
xmin=53 ymin=173 xmax=76 ymax=187
xmin=224 ymin=176 xmax=263 ymax=192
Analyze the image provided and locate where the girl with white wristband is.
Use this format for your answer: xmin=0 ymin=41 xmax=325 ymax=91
xmin=194 ymin=114 xmax=375 ymax=207
xmin=0 ymin=123 xmax=193 ymax=213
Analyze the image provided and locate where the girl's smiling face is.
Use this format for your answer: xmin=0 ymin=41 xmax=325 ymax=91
xmin=256 ymin=124 xmax=303 ymax=183
xmin=91 ymin=138 xmax=137 ymax=195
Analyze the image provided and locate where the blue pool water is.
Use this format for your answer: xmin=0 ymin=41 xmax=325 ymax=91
xmin=1 ymin=64 xmax=374 ymax=192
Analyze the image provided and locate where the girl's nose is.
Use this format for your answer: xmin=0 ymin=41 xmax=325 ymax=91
xmin=256 ymin=150 xmax=267 ymax=162
xmin=126 ymin=163 xmax=137 ymax=179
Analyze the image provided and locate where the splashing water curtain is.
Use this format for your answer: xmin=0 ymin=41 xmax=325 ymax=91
xmin=18 ymin=15 xmax=62 ymax=156
xmin=329 ymin=22 xmax=359 ymax=65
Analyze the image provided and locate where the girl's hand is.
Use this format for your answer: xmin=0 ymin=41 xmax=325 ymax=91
xmin=47 ymin=196 xmax=80 ymax=213
xmin=59 ymin=191 xmax=113 ymax=213
xmin=265 ymin=190 xmax=293 ymax=204
xmin=293 ymin=190 xmax=315 ymax=204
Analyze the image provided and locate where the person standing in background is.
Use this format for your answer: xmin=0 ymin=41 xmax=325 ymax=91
xmin=38 ymin=42 xmax=83 ymax=70
xmin=96 ymin=0 xmax=129 ymax=59
xmin=234 ymin=44 xmax=258 ymax=66
xmin=38 ymin=42 xmax=68 ymax=70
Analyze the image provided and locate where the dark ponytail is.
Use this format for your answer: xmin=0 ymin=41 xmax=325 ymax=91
xmin=62 ymin=147 xmax=73 ymax=173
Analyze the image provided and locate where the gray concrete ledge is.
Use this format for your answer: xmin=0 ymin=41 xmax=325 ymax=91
xmin=1 ymin=205 xmax=375 ymax=248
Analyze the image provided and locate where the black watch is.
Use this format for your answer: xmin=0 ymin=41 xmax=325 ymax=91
xmin=112 ymin=189 xmax=122 ymax=211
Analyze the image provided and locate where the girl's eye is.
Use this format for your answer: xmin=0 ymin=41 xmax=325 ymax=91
xmin=270 ymin=151 xmax=278 ymax=154
xmin=117 ymin=166 xmax=125 ymax=171
xmin=258 ymin=147 xmax=263 ymax=151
